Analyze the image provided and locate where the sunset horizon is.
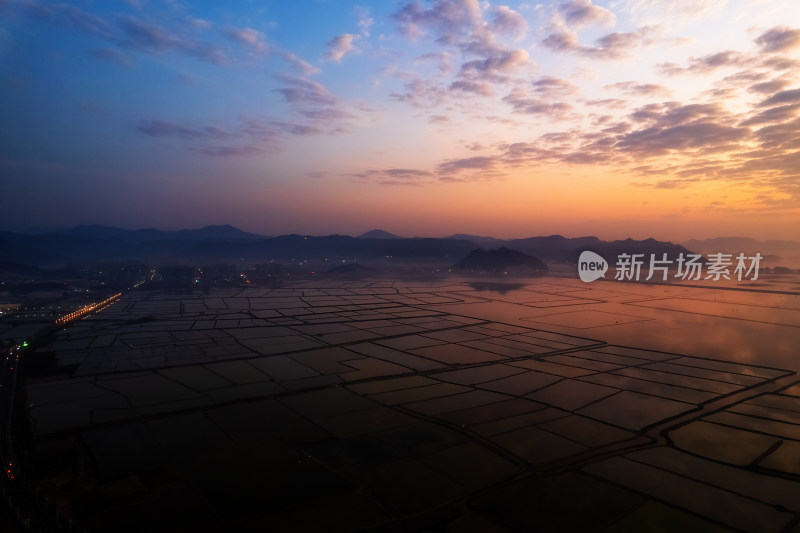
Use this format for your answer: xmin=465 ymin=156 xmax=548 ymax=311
xmin=2 ymin=0 xmax=799 ymax=240
xmin=2 ymin=4 xmax=800 ymax=528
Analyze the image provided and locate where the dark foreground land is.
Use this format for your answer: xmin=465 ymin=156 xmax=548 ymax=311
xmin=8 ymin=277 xmax=800 ymax=532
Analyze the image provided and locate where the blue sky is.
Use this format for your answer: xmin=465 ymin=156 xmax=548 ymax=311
xmin=1 ymin=0 xmax=799 ymax=239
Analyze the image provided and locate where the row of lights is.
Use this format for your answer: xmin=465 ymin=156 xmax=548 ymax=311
xmin=54 ymin=293 xmax=122 ymax=325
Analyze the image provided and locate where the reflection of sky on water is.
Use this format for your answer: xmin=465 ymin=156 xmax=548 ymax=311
xmin=466 ymin=282 xmax=526 ymax=294
xmin=24 ymin=279 xmax=800 ymax=532
xmin=429 ymin=276 xmax=800 ymax=372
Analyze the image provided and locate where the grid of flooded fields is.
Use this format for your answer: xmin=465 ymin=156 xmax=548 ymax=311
xmin=20 ymin=279 xmax=800 ymax=532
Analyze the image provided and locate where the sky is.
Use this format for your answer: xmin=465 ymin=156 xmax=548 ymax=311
xmin=0 ymin=0 xmax=799 ymax=241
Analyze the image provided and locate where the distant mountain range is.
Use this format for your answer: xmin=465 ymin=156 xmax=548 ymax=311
xmin=0 ymin=224 xmax=762 ymax=270
xmin=30 ymin=224 xmax=265 ymax=243
xmin=682 ymin=237 xmax=800 ymax=258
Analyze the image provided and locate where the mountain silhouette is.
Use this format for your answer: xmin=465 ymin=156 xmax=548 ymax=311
xmin=357 ymin=229 xmax=401 ymax=239
xmin=451 ymin=247 xmax=548 ymax=275
xmin=0 ymin=225 xmax=701 ymax=270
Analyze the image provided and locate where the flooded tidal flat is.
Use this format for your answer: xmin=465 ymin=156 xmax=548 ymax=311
xmin=19 ymin=278 xmax=800 ymax=532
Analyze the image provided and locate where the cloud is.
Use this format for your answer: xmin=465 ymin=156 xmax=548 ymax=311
xmin=558 ymin=0 xmax=616 ymax=27
xmin=618 ymin=0 xmax=727 ymax=25
xmin=449 ymin=80 xmax=494 ymax=96
xmin=749 ymin=79 xmax=791 ymax=94
xmin=606 ymin=81 xmax=671 ymax=97
xmin=758 ymin=88 xmax=800 ymax=107
xmin=540 ymin=28 xmax=580 ymax=53
xmin=393 ymin=0 xmax=482 ymax=43
xmin=642 ymin=103 xmax=725 ymax=127
xmin=222 ymin=27 xmax=268 ymax=54
xmin=586 ymin=98 xmax=629 ymax=109
xmin=392 ymin=0 xmax=534 ymax=108
xmin=23 ymin=1 xmax=117 ymax=40
xmin=88 ymin=48 xmax=133 ymax=67
xmin=119 ymin=16 xmax=228 ymax=64
xmin=541 ymin=25 xmax=657 ymax=60
xmin=617 ymin=123 xmax=749 ymax=155
xmin=602 ymin=121 xmax=632 ymax=134
xmin=277 ymin=51 xmax=319 ymax=76
xmin=532 ymin=76 xmax=580 ymax=98
xmin=356 ymin=6 xmax=374 ymax=37
xmin=183 ymin=44 xmax=228 ymax=66
xmin=136 ymin=120 xmax=230 ymax=139
xmin=266 ymin=121 xmax=322 ymax=136
xmin=657 ymin=50 xmax=750 ymax=75
xmin=185 ymin=16 xmax=211 ymax=30
xmin=741 ymin=104 xmax=800 ymax=127
xmin=414 ymin=52 xmax=453 ymax=74
xmin=274 ymin=75 xmax=338 ymax=106
xmin=459 ymin=48 xmax=531 ymax=80
xmin=349 ymin=168 xmax=433 ymax=186
xmin=135 ymin=111 xmax=353 ymax=156
xmin=502 ymin=85 xmax=574 ymax=118
xmin=761 ymin=56 xmax=800 ymax=72
xmin=118 ymin=16 xmax=174 ymax=54
xmin=297 ymin=108 xmax=354 ymax=121
xmin=390 ymin=77 xmax=448 ymax=108
xmin=135 ymin=114 xmax=338 ymax=155
xmin=504 ymin=99 xmax=573 ymax=118
xmin=491 ymin=98 xmax=766 ymax=175
xmin=586 ymin=27 xmax=658 ymax=59
xmin=326 ymin=34 xmax=358 ymax=62
xmin=754 ymin=117 xmax=800 ymax=149
xmin=437 ymin=155 xmax=497 ymax=174
xmin=755 ymin=26 xmax=800 ymax=53
xmin=176 ymin=73 xmax=197 ymax=85
xmin=489 ymin=5 xmax=528 ymax=39
xmin=189 ymin=145 xmax=266 ymax=157
xmin=385 ymin=168 xmax=433 ymax=178
xmin=13 ymin=2 xmax=234 ymax=66
xmin=271 ymin=74 xmax=362 ymax=135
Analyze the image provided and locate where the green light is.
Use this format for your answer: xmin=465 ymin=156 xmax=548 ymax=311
xmin=22 ymin=341 xmax=28 ymax=347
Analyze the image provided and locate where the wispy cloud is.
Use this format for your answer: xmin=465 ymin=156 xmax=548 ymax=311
xmin=436 ymin=155 xmax=505 ymax=181
xmin=356 ymin=6 xmax=374 ymax=37
xmin=391 ymin=0 xmax=535 ymax=112
xmin=489 ymin=5 xmax=528 ymax=39
xmin=755 ymin=26 xmax=800 ymax=53
xmin=134 ymin=114 xmax=337 ymax=156
xmin=557 ymin=0 xmax=616 ymax=27
xmin=136 ymin=120 xmax=231 ymax=139
xmin=741 ymin=104 xmax=800 ymax=126
xmin=450 ymin=79 xmax=494 ymax=96
xmin=658 ymin=50 xmax=750 ymax=75
xmin=749 ymin=79 xmax=791 ymax=94
xmin=349 ymin=168 xmax=433 ymax=186
xmin=502 ymin=89 xmax=574 ymax=118
xmin=88 ymin=48 xmax=133 ymax=67
xmin=274 ymin=75 xmax=338 ymax=106
xmin=189 ymin=145 xmax=266 ymax=157
xmin=222 ymin=26 xmax=268 ymax=55
xmin=23 ymin=1 xmax=117 ymax=39
xmin=326 ymin=34 xmax=358 ymax=62
xmin=541 ymin=25 xmax=659 ymax=60
xmin=758 ymin=88 xmax=800 ymax=107
xmin=605 ymin=81 xmax=671 ymax=97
